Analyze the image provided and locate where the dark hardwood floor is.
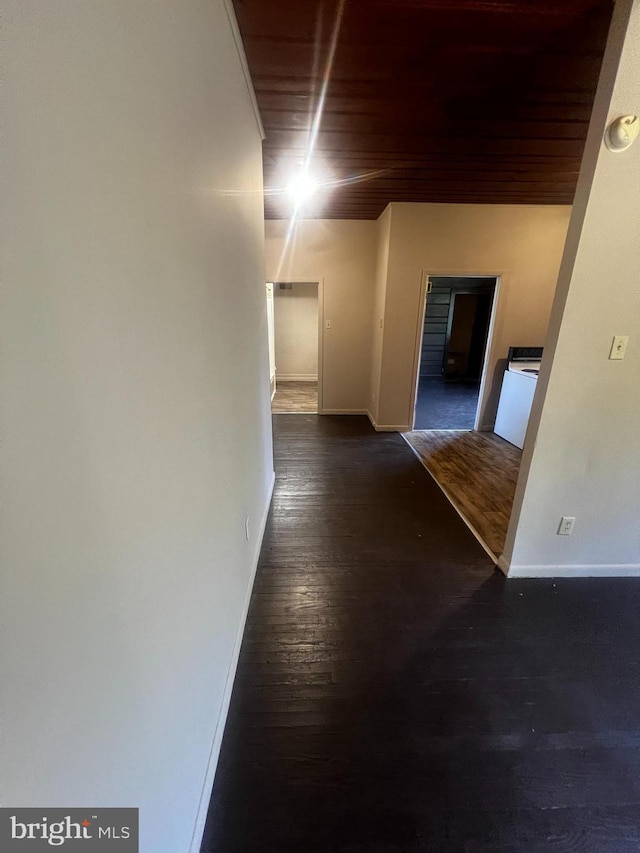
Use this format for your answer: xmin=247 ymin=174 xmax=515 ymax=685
xmin=202 ymin=415 xmax=640 ymax=853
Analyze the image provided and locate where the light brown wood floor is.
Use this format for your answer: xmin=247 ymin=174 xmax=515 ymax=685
xmin=402 ymin=429 xmax=522 ymax=558
xmin=272 ymin=381 xmax=318 ymax=413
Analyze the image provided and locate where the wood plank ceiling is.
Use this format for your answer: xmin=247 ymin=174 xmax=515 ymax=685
xmin=232 ymin=0 xmax=613 ymax=220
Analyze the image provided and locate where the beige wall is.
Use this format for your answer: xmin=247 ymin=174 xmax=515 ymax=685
xmin=274 ymin=283 xmax=319 ymax=380
xmin=1 ymin=2 xmax=273 ymax=851
xmin=370 ymin=207 xmax=392 ymax=423
xmin=265 ymin=219 xmax=378 ymax=412
xmin=266 ymin=207 xmax=570 ymax=427
xmin=504 ymin=0 xmax=640 ymax=576
xmin=373 ymin=203 xmax=572 ymax=429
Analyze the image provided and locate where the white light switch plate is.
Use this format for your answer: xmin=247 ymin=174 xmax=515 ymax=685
xmin=609 ymin=335 xmax=629 ymax=360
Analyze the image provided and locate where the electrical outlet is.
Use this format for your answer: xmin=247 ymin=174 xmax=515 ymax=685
xmin=558 ymin=516 xmax=575 ymax=536
xmin=609 ymin=335 xmax=629 ymax=360
xmin=245 ymin=516 xmax=250 ymax=541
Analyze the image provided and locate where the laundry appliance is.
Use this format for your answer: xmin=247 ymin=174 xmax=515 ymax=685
xmin=494 ymin=346 xmax=543 ymax=449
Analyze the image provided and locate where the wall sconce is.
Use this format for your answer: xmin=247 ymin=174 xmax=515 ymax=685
xmin=604 ymin=114 xmax=639 ymax=152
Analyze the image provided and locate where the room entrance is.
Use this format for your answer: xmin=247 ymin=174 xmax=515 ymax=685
xmin=413 ymin=276 xmax=497 ymax=429
xmin=266 ymin=281 xmax=322 ymax=413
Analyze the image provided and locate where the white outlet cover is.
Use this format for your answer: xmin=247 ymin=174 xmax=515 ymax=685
xmin=558 ymin=516 xmax=575 ymax=535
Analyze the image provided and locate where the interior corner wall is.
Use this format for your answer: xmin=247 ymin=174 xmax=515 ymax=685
xmin=264 ymin=219 xmax=378 ymax=412
xmin=369 ymin=206 xmax=392 ymax=424
xmin=503 ymin=0 xmax=640 ymax=577
xmin=375 ymin=204 xmax=571 ymax=430
xmin=1 ymin=3 xmax=273 ymax=852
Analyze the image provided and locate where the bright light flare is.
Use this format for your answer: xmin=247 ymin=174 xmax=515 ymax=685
xmin=286 ymin=171 xmax=319 ymax=207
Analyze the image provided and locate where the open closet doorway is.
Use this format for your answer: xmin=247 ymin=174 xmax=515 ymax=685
xmin=413 ymin=276 xmax=498 ymax=429
xmin=267 ymin=281 xmax=322 ymax=414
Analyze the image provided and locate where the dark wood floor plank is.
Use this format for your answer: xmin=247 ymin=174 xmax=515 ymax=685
xmin=201 ymin=414 xmax=640 ymax=853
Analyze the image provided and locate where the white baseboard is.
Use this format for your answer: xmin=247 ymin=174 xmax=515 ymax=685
xmin=376 ymin=424 xmax=412 ymax=432
xmin=277 ymin=374 xmax=318 ymax=382
xmin=507 ymin=563 xmax=640 ymax=578
xmin=320 ymin=408 xmax=368 ymax=416
xmin=496 ymin=555 xmax=510 ymax=576
xmin=189 ymin=470 xmax=276 ymax=853
xmin=366 ymin=410 xmax=411 ymax=432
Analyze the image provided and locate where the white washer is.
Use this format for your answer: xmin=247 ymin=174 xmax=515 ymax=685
xmin=494 ymin=352 xmax=541 ymax=449
xmin=508 ymin=361 xmax=541 ymax=378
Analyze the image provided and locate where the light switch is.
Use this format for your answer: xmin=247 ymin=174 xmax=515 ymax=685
xmin=609 ymin=335 xmax=629 ymax=360
xmin=325 ymin=320 xmax=332 ymax=330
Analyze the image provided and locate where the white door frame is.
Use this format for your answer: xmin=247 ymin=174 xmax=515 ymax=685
xmin=271 ymin=278 xmax=325 ymax=414
xmin=409 ymin=270 xmax=503 ymax=431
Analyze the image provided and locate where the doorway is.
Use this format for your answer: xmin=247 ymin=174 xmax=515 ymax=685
xmin=267 ymin=281 xmax=321 ymax=414
xmin=413 ymin=276 xmax=497 ymax=430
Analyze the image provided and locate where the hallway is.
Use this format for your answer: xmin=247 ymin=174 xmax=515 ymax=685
xmin=202 ymin=415 xmax=640 ymax=853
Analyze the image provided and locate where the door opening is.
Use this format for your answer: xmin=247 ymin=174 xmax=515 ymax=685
xmin=267 ymin=281 xmax=321 ymax=414
xmin=413 ymin=276 xmax=497 ymax=430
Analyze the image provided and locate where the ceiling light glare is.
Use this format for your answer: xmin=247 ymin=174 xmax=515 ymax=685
xmin=286 ymin=171 xmax=319 ymax=207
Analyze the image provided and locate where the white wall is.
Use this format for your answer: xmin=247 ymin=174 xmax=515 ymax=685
xmin=372 ymin=204 xmax=572 ymax=430
xmin=0 ymin=2 xmax=273 ymax=852
xmin=274 ymin=284 xmax=319 ymax=380
xmin=503 ymin=0 xmax=640 ymax=577
xmin=265 ymin=219 xmax=377 ymax=413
